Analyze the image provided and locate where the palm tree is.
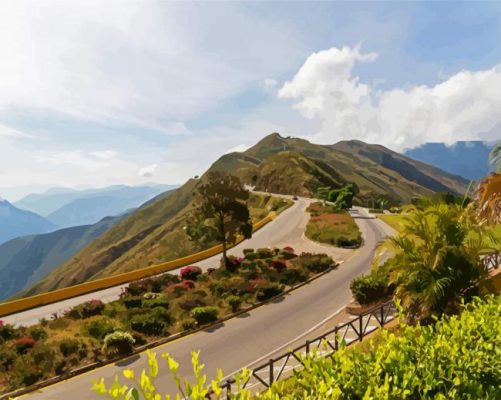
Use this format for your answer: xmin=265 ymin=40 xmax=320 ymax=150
xmin=476 ymin=143 xmax=501 ymax=225
xmin=375 ymin=203 xmax=496 ymax=324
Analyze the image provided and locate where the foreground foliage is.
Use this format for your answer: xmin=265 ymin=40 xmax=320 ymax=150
xmin=93 ymin=295 xmax=501 ymax=399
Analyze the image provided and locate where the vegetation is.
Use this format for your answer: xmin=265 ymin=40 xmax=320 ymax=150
xmin=305 ymin=202 xmax=361 ymax=247
xmin=93 ymin=296 xmax=501 ymax=400
xmin=350 ymin=270 xmax=393 ymax=305
xmin=0 ymin=247 xmax=334 ymax=394
xmin=188 ymin=172 xmax=253 ymax=268
xmin=315 ymin=183 xmax=356 ymax=210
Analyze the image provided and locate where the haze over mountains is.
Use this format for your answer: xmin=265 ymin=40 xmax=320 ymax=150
xmin=20 ymin=133 xmax=471 ymax=297
xmin=405 ymin=141 xmax=497 ymax=181
xmin=0 ymin=200 xmax=56 ymax=245
xmin=14 ymin=184 xmax=176 ymax=228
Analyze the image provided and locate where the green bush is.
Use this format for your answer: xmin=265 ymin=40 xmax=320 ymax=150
xmin=256 ymin=248 xmax=274 ymax=259
xmin=295 ymin=253 xmax=333 ymax=273
xmin=102 ymin=331 xmax=135 ymax=356
xmin=0 ymin=343 xmax=17 ymax=372
xmin=27 ymin=326 xmax=48 ymax=341
xmin=82 ymin=318 xmax=115 ymax=339
xmin=59 ymin=339 xmax=81 ymax=357
xmin=226 ymin=295 xmax=242 ymax=312
xmin=130 ymin=308 xmax=171 ymax=336
xmin=191 ymin=306 xmax=218 ymax=325
xmin=66 ymin=299 xmax=105 ymax=319
xmin=256 ymin=282 xmax=284 ymax=301
xmin=180 ymin=319 xmax=197 ymax=331
xmin=0 ymin=321 xmax=17 ymax=342
xmin=242 ymin=248 xmax=254 ymax=256
xmin=350 ymin=271 xmax=391 ymax=305
xmin=30 ymin=344 xmax=56 ymax=372
xmin=142 ymin=296 xmax=170 ymax=309
xmin=122 ymin=296 xmax=143 ymax=309
xmin=10 ymin=354 xmax=44 ymax=387
xmin=265 ymin=296 xmax=501 ymax=399
xmin=280 ymin=268 xmax=308 ymax=285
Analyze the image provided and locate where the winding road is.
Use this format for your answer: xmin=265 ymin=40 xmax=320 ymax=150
xmin=17 ymin=198 xmax=395 ymax=399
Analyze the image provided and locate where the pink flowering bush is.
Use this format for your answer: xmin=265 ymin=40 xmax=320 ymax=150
xmin=180 ymin=266 xmax=202 ymax=281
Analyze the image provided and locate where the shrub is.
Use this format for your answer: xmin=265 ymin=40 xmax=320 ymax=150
xmin=130 ymin=308 xmax=171 ymax=336
xmin=82 ymin=318 xmax=115 ymax=339
xmin=30 ymin=344 xmax=56 ymax=372
xmin=180 ymin=266 xmax=202 ymax=280
xmin=256 ymin=282 xmax=284 ymax=301
xmin=283 ymin=246 xmax=295 ymax=253
xmin=11 ymin=354 xmax=44 ymax=387
xmin=66 ymin=299 xmax=105 ymax=319
xmin=166 ymin=280 xmax=195 ymax=294
xmin=13 ymin=337 xmax=36 ymax=354
xmin=226 ymin=295 xmax=242 ymax=312
xmin=122 ymin=296 xmax=143 ymax=309
xmin=256 ymin=248 xmax=274 ymax=259
xmin=180 ymin=319 xmax=197 ymax=331
xmin=222 ymin=255 xmax=243 ymax=272
xmin=270 ymin=260 xmax=287 ymax=273
xmin=336 ymin=236 xmax=360 ymax=247
xmin=242 ymin=248 xmax=254 ymax=255
xmin=59 ymin=339 xmax=81 ymax=357
xmin=350 ymin=271 xmax=391 ymax=305
xmin=27 ymin=326 xmax=48 ymax=341
xmin=191 ymin=306 xmax=218 ymax=325
xmin=280 ymin=268 xmax=308 ymax=285
xmin=102 ymin=331 xmax=135 ymax=356
xmin=0 ymin=320 xmax=18 ymax=342
xmin=295 ymin=253 xmax=333 ymax=273
xmin=0 ymin=343 xmax=17 ymax=371
xmin=142 ymin=296 xmax=170 ymax=309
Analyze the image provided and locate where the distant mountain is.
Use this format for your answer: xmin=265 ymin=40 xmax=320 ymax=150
xmin=0 ymin=216 xmax=121 ymax=300
xmin=22 ymin=133 xmax=471 ymax=296
xmin=0 ymin=200 xmax=56 ymax=245
xmin=14 ymin=184 xmax=177 ymax=228
xmin=405 ymin=141 xmax=496 ymax=181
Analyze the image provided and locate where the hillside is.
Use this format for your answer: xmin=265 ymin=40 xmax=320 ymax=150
xmin=405 ymin=141 xmax=496 ymax=180
xmin=0 ymin=216 xmax=121 ymax=300
xmin=0 ymin=200 xmax=56 ymax=245
xmin=19 ymin=133 xmax=469 ymax=296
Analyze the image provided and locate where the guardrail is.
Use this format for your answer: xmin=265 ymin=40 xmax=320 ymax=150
xmin=209 ymin=300 xmax=397 ymax=398
xmin=0 ymin=211 xmax=280 ymax=317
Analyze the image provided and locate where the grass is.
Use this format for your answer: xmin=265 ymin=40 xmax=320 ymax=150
xmin=305 ymin=202 xmax=361 ymax=247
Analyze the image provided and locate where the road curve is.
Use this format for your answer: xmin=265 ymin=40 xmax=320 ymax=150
xmin=22 ymin=207 xmax=391 ymax=399
xmin=3 ymin=197 xmax=351 ymax=327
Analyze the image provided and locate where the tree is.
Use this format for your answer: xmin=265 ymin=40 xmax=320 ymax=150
xmin=375 ymin=202 xmax=497 ymax=324
xmin=315 ymin=184 xmax=355 ymax=210
xmin=476 ymin=143 xmax=501 ymax=225
xmin=188 ymin=172 xmax=252 ymax=268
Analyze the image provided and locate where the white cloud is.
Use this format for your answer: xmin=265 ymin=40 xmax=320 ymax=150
xmin=0 ymin=124 xmax=32 ymax=139
xmin=279 ymin=45 xmax=501 ymax=150
xmin=138 ymin=164 xmax=158 ymax=178
xmin=262 ymin=78 xmax=278 ymax=93
xmin=225 ymin=144 xmax=249 ymax=154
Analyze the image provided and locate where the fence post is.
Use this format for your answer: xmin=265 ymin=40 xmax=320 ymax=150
xmin=334 ymin=326 xmax=338 ymax=350
xmin=269 ymin=359 xmax=274 ymax=386
xmin=358 ymin=314 xmax=363 ymax=342
xmin=305 ymin=340 xmax=310 ymax=354
xmin=225 ymin=380 xmax=232 ymax=400
xmin=380 ymin=303 xmax=385 ymax=326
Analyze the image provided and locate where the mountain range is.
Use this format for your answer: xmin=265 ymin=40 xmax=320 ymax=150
xmin=0 ymin=200 xmax=56 ymax=246
xmin=404 ymin=141 xmax=496 ymax=181
xmin=19 ymin=133 xmax=470 ymax=297
xmin=14 ymin=184 xmax=177 ymax=228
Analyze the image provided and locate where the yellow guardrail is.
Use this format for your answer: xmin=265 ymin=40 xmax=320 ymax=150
xmin=0 ymin=211 xmax=282 ymax=317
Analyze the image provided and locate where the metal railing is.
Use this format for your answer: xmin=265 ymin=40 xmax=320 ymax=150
xmin=483 ymin=251 xmax=500 ymax=271
xmin=208 ymin=300 xmax=397 ymax=398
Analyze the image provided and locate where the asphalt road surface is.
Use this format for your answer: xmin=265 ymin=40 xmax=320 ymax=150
xmin=21 ymin=204 xmax=393 ymax=399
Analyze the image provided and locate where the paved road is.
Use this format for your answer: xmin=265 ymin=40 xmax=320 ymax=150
xmin=3 ymin=197 xmax=352 ymax=327
xmin=22 ymin=207 xmax=392 ymax=399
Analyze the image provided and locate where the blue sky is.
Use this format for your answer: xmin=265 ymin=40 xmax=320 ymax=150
xmin=0 ymin=1 xmax=500 ymax=200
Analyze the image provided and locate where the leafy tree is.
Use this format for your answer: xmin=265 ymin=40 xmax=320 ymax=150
xmin=188 ymin=172 xmax=252 ymax=268
xmin=316 ymin=184 xmax=355 ymax=210
xmin=375 ymin=202 xmax=497 ymax=324
xmin=476 ymin=143 xmax=501 ymax=225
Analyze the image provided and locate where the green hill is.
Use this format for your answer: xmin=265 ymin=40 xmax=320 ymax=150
xmin=20 ymin=133 xmax=469 ymax=297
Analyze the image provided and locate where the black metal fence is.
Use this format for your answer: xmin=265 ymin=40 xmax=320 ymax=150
xmin=207 ymin=300 xmax=397 ymax=398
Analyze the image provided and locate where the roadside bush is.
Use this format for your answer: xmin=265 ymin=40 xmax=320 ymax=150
xmin=350 ymin=271 xmax=392 ymax=305
xmin=82 ymin=318 xmax=115 ymax=339
xmin=256 ymin=248 xmax=274 ymax=259
xmin=10 ymin=354 xmax=44 ymax=387
xmin=295 ymin=253 xmax=333 ymax=273
xmin=270 ymin=260 xmax=287 ymax=272
xmin=66 ymin=299 xmax=105 ymax=319
xmin=336 ymin=236 xmax=360 ymax=247
xmin=0 ymin=320 xmax=18 ymax=342
xmin=283 ymin=246 xmax=295 ymax=253
xmin=13 ymin=337 xmax=36 ymax=354
xmin=30 ymin=344 xmax=56 ymax=372
xmin=166 ymin=280 xmax=195 ymax=295
xmin=0 ymin=343 xmax=17 ymax=371
xmin=180 ymin=319 xmax=197 ymax=331
xmin=180 ymin=266 xmax=202 ymax=280
xmin=130 ymin=308 xmax=171 ymax=336
xmin=256 ymin=282 xmax=284 ymax=301
xmin=125 ymin=277 xmax=167 ymax=296
xmin=122 ymin=296 xmax=143 ymax=309
xmin=242 ymin=248 xmax=254 ymax=256
xmin=226 ymin=295 xmax=242 ymax=312
xmin=102 ymin=331 xmax=135 ymax=356
xmin=222 ymin=255 xmax=243 ymax=272
xmin=280 ymin=268 xmax=308 ymax=285
xmin=59 ymin=339 xmax=81 ymax=357
xmin=142 ymin=296 xmax=170 ymax=309
xmin=27 ymin=326 xmax=48 ymax=341
xmin=191 ymin=306 xmax=218 ymax=325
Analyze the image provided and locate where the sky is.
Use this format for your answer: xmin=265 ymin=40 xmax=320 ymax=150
xmin=0 ymin=1 xmax=500 ymax=200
